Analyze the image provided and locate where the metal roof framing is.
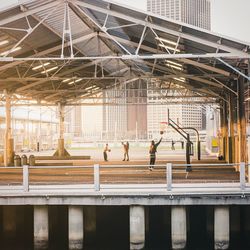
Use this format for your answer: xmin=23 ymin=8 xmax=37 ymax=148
xmin=0 ymin=0 xmax=248 ymax=105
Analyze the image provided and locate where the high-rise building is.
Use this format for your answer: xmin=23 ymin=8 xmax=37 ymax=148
xmin=126 ymin=80 xmax=148 ymax=140
xmin=103 ymin=86 xmax=127 ymax=140
xmin=147 ymin=0 xmax=211 ymax=30
xmin=147 ymin=86 xmax=204 ymax=139
xmin=82 ymin=105 xmax=103 ymax=141
xmin=65 ymin=106 xmax=83 ymax=137
xmin=146 ymin=0 xmax=210 ymax=138
xmin=102 ymin=80 xmax=148 ymax=140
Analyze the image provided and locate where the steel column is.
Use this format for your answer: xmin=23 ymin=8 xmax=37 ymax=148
xmin=237 ymin=76 xmax=247 ymax=163
xmin=224 ymin=101 xmax=229 ymax=162
xmin=219 ymin=101 xmax=228 ymax=161
xmin=53 ymin=103 xmax=70 ymax=157
xmin=229 ymin=93 xmax=236 ymax=163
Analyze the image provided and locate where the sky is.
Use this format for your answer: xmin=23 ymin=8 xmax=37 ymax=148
xmin=1 ymin=0 xmax=249 ymax=42
xmin=110 ymin=0 xmax=250 ymax=43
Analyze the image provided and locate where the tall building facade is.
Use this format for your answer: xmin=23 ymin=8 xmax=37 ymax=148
xmin=103 ymin=86 xmax=128 ymax=140
xmin=82 ymin=105 xmax=103 ymax=141
xmin=147 ymin=0 xmax=211 ymax=30
xmin=146 ymin=0 xmax=210 ymax=138
xmin=147 ymin=86 xmax=204 ymax=139
xmin=65 ymin=106 xmax=83 ymax=137
xmin=126 ymin=80 xmax=148 ymax=140
xmin=102 ymin=80 xmax=148 ymax=140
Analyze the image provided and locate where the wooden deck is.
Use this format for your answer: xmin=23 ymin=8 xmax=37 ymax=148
xmin=0 ymin=159 xmax=240 ymax=185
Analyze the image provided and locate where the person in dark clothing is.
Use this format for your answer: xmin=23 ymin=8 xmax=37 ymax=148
xmin=122 ymin=142 xmax=129 ymax=161
xmin=171 ymin=140 xmax=175 ymax=150
xmin=149 ymin=137 xmax=162 ymax=170
xmin=103 ymin=144 xmax=111 ymax=161
xmin=181 ymin=140 xmax=184 ymax=149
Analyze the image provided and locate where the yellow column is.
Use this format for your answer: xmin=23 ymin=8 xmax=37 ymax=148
xmin=4 ymin=90 xmax=14 ymax=166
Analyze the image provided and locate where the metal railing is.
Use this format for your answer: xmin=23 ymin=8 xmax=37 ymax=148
xmin=0 ymin=162 xmax=249 ymax=193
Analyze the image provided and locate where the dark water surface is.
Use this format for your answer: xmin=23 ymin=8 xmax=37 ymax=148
xmin=1 ymin=205 xmax=250 ymax=250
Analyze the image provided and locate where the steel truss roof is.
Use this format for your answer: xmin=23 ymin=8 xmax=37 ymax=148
xmin=0 ymin=0 xmax=249 ymax=105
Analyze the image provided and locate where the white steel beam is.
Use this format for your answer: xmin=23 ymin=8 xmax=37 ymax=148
xmin=0 ymin=53 xmax=249 ymax=62
xmin=72 ymin=0 xmax=249 ymax=56
xmin=16 ymin=58 xmax=104 ymax=92
xmin=0 ymin=74 xmax=223 ymax=82
xmin=65 ymin=101 xmax=217 ymax=106
xmin=98 ymin=33 xmax=231 ymax=77
xmin=61 ymin=2 xmax=74 ymax=58
xmin=3 ymin=4 xmax=59 ymax=58
xmin=135 ymin=24 xmax=147 ymax=55
xmin=70 ymin=2 xmax=132 ymax=55
xmin=217 ymin=58 xmax=250 ymax=81
xmin=0 ymin=32 xmax=96 ymax=72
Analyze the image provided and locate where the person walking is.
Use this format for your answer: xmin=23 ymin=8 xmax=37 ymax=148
xmin=122 ymin=142 xmax=129 ymax=161
xmin=149 ymin=137 xmax=162 ymax=170
xmin=103 ymin=144 xmax=111 ymax=161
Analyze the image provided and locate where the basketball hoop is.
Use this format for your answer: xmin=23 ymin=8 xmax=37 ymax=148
xmin=160 ymin=122 xmax=168 ymax=134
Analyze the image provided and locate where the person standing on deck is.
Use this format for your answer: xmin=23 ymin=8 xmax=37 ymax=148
xmin=103 ymin=144 xmax=111 ymax=161
xmin=149 ymin=137 xmax=162 ymax=170
xmin=171 ymin=140 xmax=175 ymax=150
xmin=122 ymin=142 xmax=129 ymax=161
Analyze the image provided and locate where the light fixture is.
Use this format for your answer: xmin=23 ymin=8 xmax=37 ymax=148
xmin=85 ymin=85 xmax=96 ymax=91
xmin=41 ymin=66 xmax=58 ymax=74
xmin=81 ymin=93 xmax=89 ymax=97
xmin=32 ymin=62 xmax=50 ymax=70
xmin=166 ymin=60 xmax=182 ymax=67
xmin=75 ymin=78 xmax=83 ymax=83
xmin=0 ymin=46 xmax=21 ymax=56
xmin=174 ymin=77 xmax=186 ymax=82
xmin=246 ymin=97 xmax=250 ymax=101
xmin=0 ymin=40 xmax=9 ymax=46
xmin=155 ymin=37 xmax=177 ymax=46
xmin=92 ymin=87 xmax=100 ymax=91
xmin=85 ymin=86 xmax=93 ymax=90
xmin=68 ymin=81 xmax=74 ymax=85
xmin=159 ymin=44 xmax=180 ymax=52
xmin=166 ymin=63 xmax=183 ymax=71
xmin=62 ymin=78 xmax=71 ymax=83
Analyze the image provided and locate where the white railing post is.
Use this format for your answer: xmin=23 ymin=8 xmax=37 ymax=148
xmin=240 ymin=162 xmax=246 ymax=190
xmin=94 ymin=164 xmax=100 ymax=191
xmin=167 ymin=163 xmax=172 ymax=191
xmin=23 ymin=165 xmax=29 ymax=192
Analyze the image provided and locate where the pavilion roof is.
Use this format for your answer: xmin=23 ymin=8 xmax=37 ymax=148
xmin=0 ymin=0 xmax=249 ymax=105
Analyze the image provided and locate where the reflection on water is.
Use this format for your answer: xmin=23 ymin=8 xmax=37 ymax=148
xmin=0 ymin=205 xmax=250 ymax=250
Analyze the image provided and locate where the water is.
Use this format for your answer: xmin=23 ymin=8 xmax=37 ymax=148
xmin=1 ymin=205 xmax=250 ymax=250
